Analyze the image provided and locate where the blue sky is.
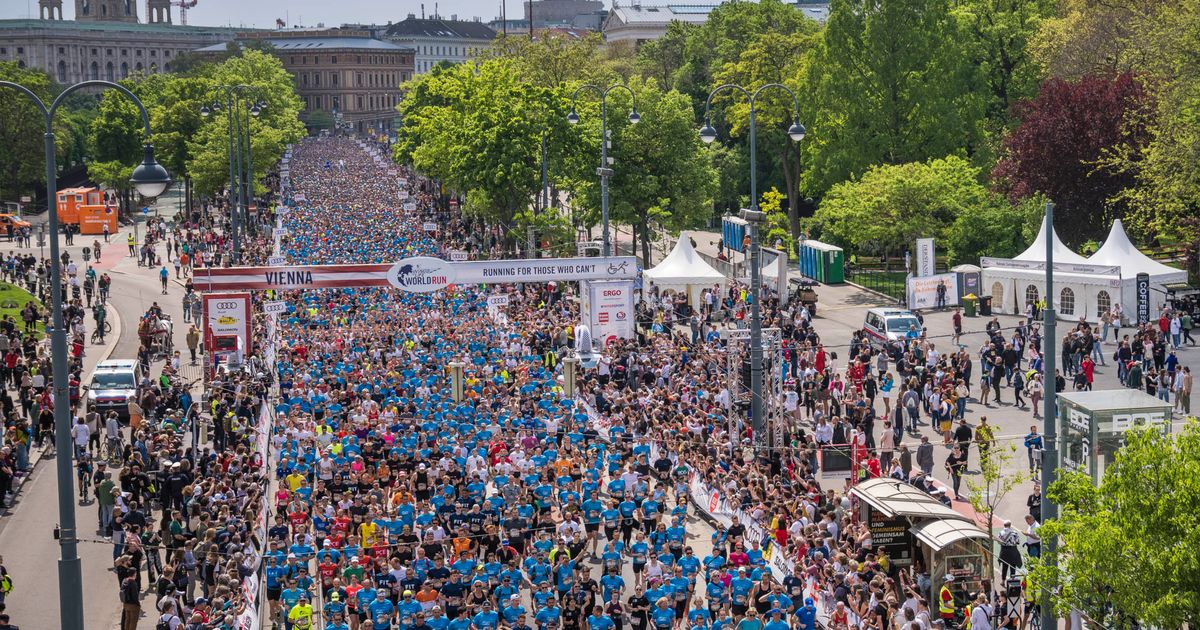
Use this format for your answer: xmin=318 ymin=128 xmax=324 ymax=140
xmin=0 ymin=0 xmax=612 ymax=29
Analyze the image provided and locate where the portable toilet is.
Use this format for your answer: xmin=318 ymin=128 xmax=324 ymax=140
xmin=798 ymin=240 xmax=844 ymax=284
xmin=722 ymin=215 xmax=749 ymax=253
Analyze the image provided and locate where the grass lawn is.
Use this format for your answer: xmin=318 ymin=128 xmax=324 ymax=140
xmin=0 ymin=282 xmax=45 ymax=338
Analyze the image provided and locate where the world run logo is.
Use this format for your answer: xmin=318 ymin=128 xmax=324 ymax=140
xmin=386 ymin=257 xmax=454 ymax=293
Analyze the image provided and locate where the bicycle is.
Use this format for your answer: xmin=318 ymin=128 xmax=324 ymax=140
xmin=104 ymin=434 xmax=124 ymax=466
xmin=76 ymin=454 xmax=93 ymax=501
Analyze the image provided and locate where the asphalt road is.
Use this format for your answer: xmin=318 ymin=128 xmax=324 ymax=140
xmin=0 ymin=217 xmax=194 ymax=629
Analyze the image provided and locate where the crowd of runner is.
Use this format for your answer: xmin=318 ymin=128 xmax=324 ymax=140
xmin=242 ymin=137 xmax=1023 ymax=630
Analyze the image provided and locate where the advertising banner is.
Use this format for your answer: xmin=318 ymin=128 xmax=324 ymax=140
xmin=449 ymin=250 xmax=468 ymax=261
xmin=202 ymin=293 xmax=252 ymax=368
xmin=907 ymin=272 xmax=959 ymax=310
xmin=195 ymin=257 xmax=640 ymax=292
xmin=1136 ymin=272 xmax=1150 ymax=324
xmin=915 ymin=238 xmax=936 ymax=278
xmin=586 ymin=279 xmax=636 ymax=345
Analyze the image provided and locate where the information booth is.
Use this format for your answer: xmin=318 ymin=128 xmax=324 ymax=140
xmin=1058 ymin=389 xmax=1173 ymax=482
xmin=850 ymin=479 xmax=992 ymax=605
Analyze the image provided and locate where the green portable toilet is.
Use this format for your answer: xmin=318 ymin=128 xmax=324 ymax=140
xmin=803 ymin=240 xmax=844 ymax=284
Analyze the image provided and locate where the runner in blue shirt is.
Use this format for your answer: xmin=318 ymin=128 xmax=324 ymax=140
xmin=367 ymin=590 xmax=396 ymax=630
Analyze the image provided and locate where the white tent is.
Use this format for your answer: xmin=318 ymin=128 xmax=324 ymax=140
xmin=1014 ymin=218 xmax=1090 ymax=265
xmin=1089 ymin=220 xmax=1188 ymax=281
xmin=981 ymin=217 xmax=1186 ymax=321
xmin=643 ymin=231 xmax=727 ymax=305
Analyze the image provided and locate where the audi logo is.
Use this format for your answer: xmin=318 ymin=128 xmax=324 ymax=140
xmin=214 ymin=301 xmax=241 ymax=309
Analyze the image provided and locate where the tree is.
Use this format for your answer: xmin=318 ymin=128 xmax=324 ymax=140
xmin=713 ymin=25 xmax=820 ymax=240
xmin=966 ymin=443 xmax=1028 ymax=598
xmin=88 ymin=86 xmax=144 ymax=213
xmin=397 ymin=59 xmax=577 ymax=249
xmin=484 ymin=31 xmax=611 ymax=87
xmin=943 ymin=194 xmax=1044 ymax=265
xmin=0 ymin=62 xmax=54 ymax=206
xmin=635 ymin=21 xmax=695 ymax=89
xmin=991 ymin=73 xmax=1150 ymax=246
xmin=184 ymin=50 xmax=306 ymax=197
xmin=563 ymin=78 xmax=717 ymax=263
xmin=803 ymin=0 xmax=986 ymax=195
xmin=952 ymin=0 xmax=1056 ymax=127
xmin=810 ymin=156 xmax=996 ymax=258
xmin=1031 ymin=422 xmax=1200 ymax=629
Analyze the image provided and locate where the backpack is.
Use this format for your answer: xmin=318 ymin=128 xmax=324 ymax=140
xmin=157 ymin=614 xmax=179 ymax=630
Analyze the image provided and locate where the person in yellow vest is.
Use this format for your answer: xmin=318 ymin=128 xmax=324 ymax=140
xmin=127 ymin=232 xmax=136 ymax=257
xmin=939 ymin=574 xmax=957 ymax=622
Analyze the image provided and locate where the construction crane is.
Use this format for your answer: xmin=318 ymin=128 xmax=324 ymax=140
xmin=173 ymin=0 xmax=198 ymax=24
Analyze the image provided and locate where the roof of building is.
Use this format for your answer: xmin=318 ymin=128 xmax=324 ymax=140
xmin=385 ymin=17 xmax=497 ymax=40
xmin=606 ymin=4 xmax=720 ymax=27
xmin=195 ymin=37 xmax=406 ymax=53
xmin=0 ymin=18 xmax=252 ymax=36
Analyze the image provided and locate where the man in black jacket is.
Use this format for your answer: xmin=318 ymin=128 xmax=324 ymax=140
xmin=119 ymin=575 xmax=140 ymax=630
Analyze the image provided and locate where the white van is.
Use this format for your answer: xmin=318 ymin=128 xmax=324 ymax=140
xmin=863 ymin=308 xmax=922 ymax=349
xmin=86 ymin=359 xmax=143 ymax=422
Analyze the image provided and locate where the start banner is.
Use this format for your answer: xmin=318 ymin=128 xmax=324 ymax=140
xmin=195 ymin=256 xmax=639 ymax=293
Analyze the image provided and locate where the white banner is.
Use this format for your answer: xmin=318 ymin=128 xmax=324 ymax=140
xmin=487 ymin=295 xmax=510 ymax=307
xmin=449 ymin=250 xmax=468 ymax=261
xmin=262 ymin=300 xmax=288 ymax=315
xmin=915 ymin=238 xmax=936 ymax=278
xmin=403 ymin=202 xmax=417 ymax=212
xmin=202 ymin=293 xmax=252 ymax=368
xmin=907 ymin=272 xmax=959 ymax=310
xmin=266 ymin=255 xmax=286 ymax=266
xmin=422 ymin=222 xmax=438 ymax=232
xmin=585 ymin=279 xmax=636 ymax=346
xmin=196 ymin=257 xmax=640 ymax=292
xmin=980 ymin=257 xmax=1121 ymax=276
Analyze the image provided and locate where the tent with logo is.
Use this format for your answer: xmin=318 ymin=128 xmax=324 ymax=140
xmin=980 ymin=217 xmax=1186 ymax=321
xmin=642 ymin=231 xmax=727 ymax=306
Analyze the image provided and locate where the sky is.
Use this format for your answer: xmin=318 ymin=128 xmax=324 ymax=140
xmin=0 ymin=0 xmax=617 ymax=29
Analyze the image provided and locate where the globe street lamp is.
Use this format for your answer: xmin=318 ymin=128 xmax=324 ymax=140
xmin=567 ymin=84 xmax=639 ymax=258
xmin=700 ymin=82 xmax=805 ymax=451
xmin=0 ymin=79 xmax=171 ymax=630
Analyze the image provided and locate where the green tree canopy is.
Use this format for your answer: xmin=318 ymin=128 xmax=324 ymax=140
xmin=0 ymin=62 xmax=55 ymax=205
xmin=1033 ymin=422 xmax=1200 ymax=629
xmin=804 ymin=0 xmax=986 ymax=195
xmin=809 ymin=155 xmax=1037 ymax=264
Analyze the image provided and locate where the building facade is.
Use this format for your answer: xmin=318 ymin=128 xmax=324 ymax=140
xmin=384 ymin=16 xmax=496 ymax=75
xmin=602 ymin=1 xmax=829 ymax=46
xmin=199 ymin=30 xmax=415 ymax=134
xmin=0 ymin=2 xmax=245 ymax=85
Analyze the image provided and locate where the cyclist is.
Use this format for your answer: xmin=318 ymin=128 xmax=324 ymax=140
xmin=92 ymin=303 xmax=108 ymax=343
xmin=75 ymin=451 xmax=93 ymax=500
xmin=104 ymin=411 xmax=122 ymax=463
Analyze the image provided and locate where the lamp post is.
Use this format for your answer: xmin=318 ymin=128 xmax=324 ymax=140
xmin=1040 ymin=201 xmax=1059 ymax=630
xmin=699 ymin=83 xmax=805 ymax=449
xmin=200 ymin=85 xmax=263 ymax=263
xmin=449 ymin=360 xmax=466 ymax=403
xmin=567 ymin=84 xmax=640 ymax=257
xmin=0 ymin=79 xmax=171 ymax=630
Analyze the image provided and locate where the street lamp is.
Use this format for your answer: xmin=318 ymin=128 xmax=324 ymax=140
xmin=700 ymin=82 xmax=805 ymax=450
xmin=201 ymin=85 xmax=262 ymax=263
xmin=0 ymin=78 xmax=171 ymax=630
xmin=567 ymin=83 xmax=639 ymax=257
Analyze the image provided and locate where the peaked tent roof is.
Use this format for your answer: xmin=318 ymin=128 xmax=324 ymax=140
xmin=643 ymin=231 xmax=726 ymax=284
xmin=1088 ymin=219 xmax=1188 ymax=278
xmin=1013 ymin=217 xmax=1089 ymax=264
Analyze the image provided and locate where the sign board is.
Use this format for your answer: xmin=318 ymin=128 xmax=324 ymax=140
xmin=262 ymin=300 xmax=288 ymax=315
xmin=423 ymin=222 xmax=438 ymax=232
xmin=398 ymin=178 xmax=408 ymax=187
xmin=19 ymin=196 xmax=30 ymax=203
xmin=195 ymin=256 xmax=640 ymax=292
xmin=399 ymin=190 xmax=409 ymax=200
xmin=487 ymin=295 xmax=510 ymax=307
xmin=1136 ymin=272 xmax=1150 ymax=325
xmin=915 ymin=238 xmax=936 ymax=278
xmin=403 ymin=202 xmax=417 ymax=212
xmin=906 ymin=272 xmax=959 ymax=310
xmin=979 ymin=257 xmax=1122 ymax=276
xmin=267 ymin=255 xmax=286 ymax=266
xmin=273 ymin=228 xmax=288 ymax=238
xmin=868 ymin=507 xmax=914 ymax=566
xmin=584 ymin=279 xmax=636 ymax=344
xmin=708 ymin=491 xmax=719 ymax=513
xmin=449 ymin=250 xmax=468 ymax=261
xmin=202 ymin=293 xmax=252 ymax=372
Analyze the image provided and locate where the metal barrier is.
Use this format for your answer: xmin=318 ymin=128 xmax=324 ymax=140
xmin=844 ymin=264 xmax=906 ymax=303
